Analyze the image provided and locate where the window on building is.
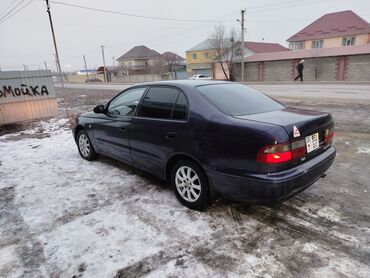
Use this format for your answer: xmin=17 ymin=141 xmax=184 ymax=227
xmin=137 ymin=87 xmax=181 ymax=119
xmin=289 ymin=41 xmax=304 ymax=50
xmin=311 ymin=40 xmax=323 ymax=49
xmin=342 ymin=37 xmax=355 ymax=46
xmin=204 ymin=52 xmax=209 ymax=59
xmin=192 ymin=53 xmax=197 ymax=60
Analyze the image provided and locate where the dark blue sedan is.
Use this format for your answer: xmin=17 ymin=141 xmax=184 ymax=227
xmin=73 ymin=81 xmax=336 ymax=210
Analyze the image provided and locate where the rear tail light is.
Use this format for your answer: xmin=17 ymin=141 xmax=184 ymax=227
xmin=257 ymin=128 xmax=334 ymax=164
xmin=324 ymin=128 xmax=335 ymax=144
xmin=291 ymin=139 xmax=306 ymax=159
xmin=257 ymin=139 xmax=307 ymax=164
xmin=257 ymin=143 xmax=292 ymax=164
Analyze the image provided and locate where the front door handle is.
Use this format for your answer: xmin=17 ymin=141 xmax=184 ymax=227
xmin=166 ymin=132 xmax=178 ymax=140
xmin=119 ymin=127 xmax=127 ymax=133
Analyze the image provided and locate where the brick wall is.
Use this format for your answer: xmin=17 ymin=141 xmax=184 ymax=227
xmin=233 ymin=62 xmax=258 ymax=81
xmin=240 ymin=54 xmax=370 ymax=82
xmin=346 ymin=54 xmax=370 ymax=81
xmin=264 ymin=60 xmax=292 ymax=81
xmin=246 ymin=62 xmax=258 ymax=82
xmin=302 ymin=57 xmax=337 ymax=81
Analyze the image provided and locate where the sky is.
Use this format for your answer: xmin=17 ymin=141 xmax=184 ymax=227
xmin=0 ymin=0 xmax=369 ymax=71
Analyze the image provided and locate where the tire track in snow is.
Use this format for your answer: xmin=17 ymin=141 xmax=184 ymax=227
xmin=0 ymin=186 xmax=50 ymax=277
xmin=238 ymin=205 xmax=370 ymax=265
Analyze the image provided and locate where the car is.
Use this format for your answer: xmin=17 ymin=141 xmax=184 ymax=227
xmin=73 ymin=80 xmax=336 ymax=210
xmin=189 ymin=74 xmax=213 ymax=80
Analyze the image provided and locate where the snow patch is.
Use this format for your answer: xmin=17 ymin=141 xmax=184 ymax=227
xmin=0 ymin=245 xmax=24 ymax=278
xmin=356 ymin=146 xmax=370 ymax=154
xmin=316 ymin=206 xmax=342 ymax=222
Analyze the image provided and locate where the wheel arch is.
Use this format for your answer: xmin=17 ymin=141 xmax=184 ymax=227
xmin=74 ymin=125 xmax=86 ymax=142
xmin=164 ymin=153 xmax=205 ymax=181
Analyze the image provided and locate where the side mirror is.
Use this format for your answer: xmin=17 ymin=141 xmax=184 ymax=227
xmin=93 ymin=104 xmax=105 ymax=114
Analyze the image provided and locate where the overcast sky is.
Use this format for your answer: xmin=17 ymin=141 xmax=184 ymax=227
xmin=0 ymin=0 xmax=369 ymax=71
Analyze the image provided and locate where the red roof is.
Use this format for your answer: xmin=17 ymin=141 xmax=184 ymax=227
xmin=287 ymin=10 xmax=370 ymax=42
xmin=162 ymin=51 xmax=185 ymax=63
xmin=244 ymin=41 xmax=289 ymax=53
xmin=245 ymin=44 xmax=370 ymax=62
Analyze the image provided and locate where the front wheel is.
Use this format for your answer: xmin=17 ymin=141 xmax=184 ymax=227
xmin=171 ymin=160 xmax=210 ymax=210
xmin=77 ymin=130 xmax=97 ymax=161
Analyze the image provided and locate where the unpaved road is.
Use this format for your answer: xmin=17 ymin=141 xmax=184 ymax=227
xmin=1 ymin=85 xmax=369 ymax=277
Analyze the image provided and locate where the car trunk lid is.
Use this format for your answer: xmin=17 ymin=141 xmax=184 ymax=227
xmin=235 ymin=108 xmax=333 ymax=138
xmin=235 ymin=107 xmax=334 ymax=166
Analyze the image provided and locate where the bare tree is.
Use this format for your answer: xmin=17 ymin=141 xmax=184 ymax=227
xmin=209 ymin=25 xmax=240 ymax=81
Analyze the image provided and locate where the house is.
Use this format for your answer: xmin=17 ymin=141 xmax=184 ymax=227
xmin=116 ymin=45 xmax=164 ymax=75
xmin=236 ymin=44 xmax=370 ymax=82
xmin=234 ymin=10 xmax=370 ymax=82
xmin=186 ymin=39 xmax=232 ymax=77
xmin=162 ymin=52 xmax=185 ymax=66
xmin=214 ymin=41 xmax=289 ymax=80
xmin=162 ymin=52 xmax=187 ymax=80
xmin=287 ymin=10 xmax=370 ymax=50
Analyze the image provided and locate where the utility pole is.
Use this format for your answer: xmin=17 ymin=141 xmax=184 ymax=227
xmin=83 ymin=55 xmax=89 ymax=80
xmin=240 ymin=9 xmax=246 ymax=82
xmin=44 ymin=61 xmax=48 ymax=71
xmin=112 ymin=57 xmax=115 ymax=67
xmin=23 ymin=64 xmax=27 ymax=71
xmin=101 ymin=45 xmax=107 ymax=82
xmin=45 ymin=0 xmax=64 ymax=87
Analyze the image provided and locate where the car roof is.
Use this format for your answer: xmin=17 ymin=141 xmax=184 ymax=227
xmin=134 ymin=80 xmax=232 ymax=90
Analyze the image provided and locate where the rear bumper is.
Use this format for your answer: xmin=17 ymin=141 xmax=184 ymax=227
xmin=206 ymin=146 xmax=336 ymax=204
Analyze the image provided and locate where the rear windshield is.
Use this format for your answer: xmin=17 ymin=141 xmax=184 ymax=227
xmin=196 ymin=83 xmax=284 ymax=116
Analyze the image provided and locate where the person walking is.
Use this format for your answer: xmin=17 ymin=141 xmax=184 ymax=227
xmin=295 ymin=59 xmax=305 ymax=81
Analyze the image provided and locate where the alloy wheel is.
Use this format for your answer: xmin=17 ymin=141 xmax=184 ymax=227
xmin=175 ymin=166 xmax=201 ymax=202
xmin=78 ymin=134 xmax=90 ymax=157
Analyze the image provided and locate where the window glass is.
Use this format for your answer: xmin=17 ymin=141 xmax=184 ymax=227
xmin=204 ymin=52 xmax=209 ymax=59
xmin=138 ymin=87 xmax=179 ymax=119
xmin=312 ymin=40 xmax=323 ymax=49
xmin=172 ymin=93 xmax=187 ymax=120
xmin=342 ymin=37 xmax=355 ymax=46
xmin=107 ymin=87 xmax=146 ymax=116
xmin=192 ymin=53 xmax=197 ymax=60
xmin=289 ymin=41 xmax=304 ymax=50
xmin=196 ymin=83 xmax=284 ymax=116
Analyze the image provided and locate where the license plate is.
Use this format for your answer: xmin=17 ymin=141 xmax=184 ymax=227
xmin=305 ymin=133 xmax=319 ymax=153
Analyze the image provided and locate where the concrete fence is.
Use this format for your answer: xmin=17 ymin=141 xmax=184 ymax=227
xmin=112 ymin=73 xmax=173 ymax=83
xmin=233 ymin=54 xmax=370 ymax=82
xmin=0 ymin=70 xmax=58 ymax=125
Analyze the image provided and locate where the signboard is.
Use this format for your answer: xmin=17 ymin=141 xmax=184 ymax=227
xmin=0 ymin=70 xmax=58 ymax=125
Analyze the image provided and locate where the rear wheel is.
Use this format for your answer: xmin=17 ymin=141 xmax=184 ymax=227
xmin=77 ymin=130 xmax=97 ymax=161
xmin=171 ymin=160 xmax=210 ymax=210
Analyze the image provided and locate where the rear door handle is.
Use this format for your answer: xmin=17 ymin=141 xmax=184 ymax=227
xmin=119 ymin=127 xmax=127 ymax=133
xmin=166 ymin=132 xmax=178 ymax=140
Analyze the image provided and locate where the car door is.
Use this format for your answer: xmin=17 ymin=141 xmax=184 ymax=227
xmin=129 ymin=86 xmax=188 ymax=178
xmin=92 ymin=86 xmax=147 ymax=164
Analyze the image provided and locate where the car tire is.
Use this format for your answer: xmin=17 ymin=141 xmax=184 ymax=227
xmin=171 ymin=160 xmax=210 ymax=211
xmin=77 ymin=130 xmax=97 ymax=161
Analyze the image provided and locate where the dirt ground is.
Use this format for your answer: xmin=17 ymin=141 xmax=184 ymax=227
xmin=0 ymin=86 xmax=369 ymax=277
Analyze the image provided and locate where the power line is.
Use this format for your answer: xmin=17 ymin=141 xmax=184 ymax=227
xmin=48 ymin=0 xmax=234 ymax=23
xmin=0 ymin=0 xmax=27 ymax=22
xmin=0 ymin=0 xmax=20 ymax=18
xmin=0 ymin=0 xmax=33 ymax=23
